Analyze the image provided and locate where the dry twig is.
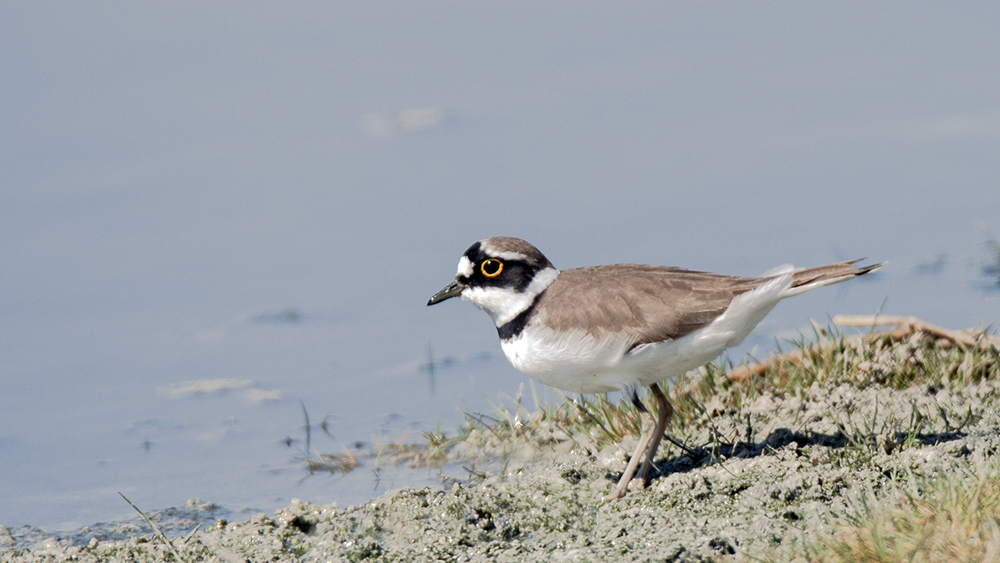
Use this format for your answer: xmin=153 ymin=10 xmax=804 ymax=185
xmin=726 ymin=315 xmax=999 ymax=383
xmin=118 ymin=492 xmax=186 ymax=563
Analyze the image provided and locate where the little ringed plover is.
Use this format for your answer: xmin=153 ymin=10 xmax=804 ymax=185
xmin=428 ymin=237 xmax=881 ymax=499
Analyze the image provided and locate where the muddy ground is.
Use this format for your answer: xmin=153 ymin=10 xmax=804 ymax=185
xmin=4 ymin=332 xmax=999 ymax=562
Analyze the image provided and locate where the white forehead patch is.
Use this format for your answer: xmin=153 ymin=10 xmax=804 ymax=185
xmin=481 ymin=248 xmax=529 ymax=261
xmin=492 ymin=250 xmax=529 ymax=261
xmin=479 ymin=241 xmax=530 ymax=262
xmin=456 ymin=256 xmax=474 ymax=278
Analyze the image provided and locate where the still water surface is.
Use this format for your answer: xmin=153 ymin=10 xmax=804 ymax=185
xmin=2 ymin=4 xmax=999 ymax=531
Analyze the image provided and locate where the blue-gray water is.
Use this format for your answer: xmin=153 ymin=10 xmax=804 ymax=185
xmin=2 ymin=3 xmax=999 ymax=532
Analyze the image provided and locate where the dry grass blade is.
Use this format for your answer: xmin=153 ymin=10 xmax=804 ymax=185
xmin=298 ymin=445 xmax=360 ymax=475
xmin=727 ymin=315 xmax=999 ymax=383
xmin=834 ymin=314 xmax=1000 ymax=349
xmin=813 ymin=460 xmax=1000 ymax=562
xmin=118 ymin=492 xmax=186 ymax=563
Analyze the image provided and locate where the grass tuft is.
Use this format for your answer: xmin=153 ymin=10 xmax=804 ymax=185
xmin=782 ymin=455 xmax=1000 ymax=563
xmin=293 ymin=319 xmax=1000 ymax=563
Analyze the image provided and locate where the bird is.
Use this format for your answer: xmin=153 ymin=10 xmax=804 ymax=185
xmin=427 ymin=237 xmax=881 ymax=499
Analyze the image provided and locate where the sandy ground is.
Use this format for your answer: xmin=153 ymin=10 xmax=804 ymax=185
xmin=4 ymin=334 xmax=999 ymax=562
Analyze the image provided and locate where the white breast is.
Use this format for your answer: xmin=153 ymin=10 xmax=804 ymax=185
xmin=498 ymin=273 xmax=795 ymax=395
xmin=500 ymin=324 xmax=635 ymax=393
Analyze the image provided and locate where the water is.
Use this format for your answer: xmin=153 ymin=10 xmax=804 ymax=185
xmin=2 ymin=3 xmax=999 ymax=533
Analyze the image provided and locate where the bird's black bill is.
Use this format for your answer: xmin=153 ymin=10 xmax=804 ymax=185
xmin=427 ymin=281 xmax=463 ymax=306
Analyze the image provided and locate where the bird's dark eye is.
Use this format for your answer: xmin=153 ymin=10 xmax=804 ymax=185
xmin=481 ymin=259 xmax=504 ymax=278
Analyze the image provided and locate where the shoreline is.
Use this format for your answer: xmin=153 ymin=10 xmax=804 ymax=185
xmin=4 ymin=328 xmax=999 ymax=562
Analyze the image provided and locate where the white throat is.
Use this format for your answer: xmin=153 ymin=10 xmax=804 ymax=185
xmin=462 ymin=267 xmax=559 ymax=326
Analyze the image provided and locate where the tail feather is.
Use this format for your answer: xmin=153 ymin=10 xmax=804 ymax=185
xmin=782 ymin=259 xmax=883 ymax=297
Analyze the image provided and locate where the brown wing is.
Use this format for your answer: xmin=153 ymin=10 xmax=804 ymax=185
xmin=534 ymin=264 xmax=765 ymax=345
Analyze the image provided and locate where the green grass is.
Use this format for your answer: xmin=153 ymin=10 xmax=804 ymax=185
xmin=292 ymin=321 xmax=1000 ymax=563
xmin=297 ymin=322 xmax=999 ymax=478
xmin=772 ymin=454 xmax=1000 ymax=563
xmin=447 ymin=323 xmax=1000 ymax=563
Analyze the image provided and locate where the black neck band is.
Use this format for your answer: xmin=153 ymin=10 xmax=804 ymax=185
xmin=497 ymin=290 xmax=546 ymax=341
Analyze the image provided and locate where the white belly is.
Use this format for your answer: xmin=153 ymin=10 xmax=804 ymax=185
xmin=500 ymin=325 xmax=634 ymax=393
xmin=498 ymin=273 xmax=792 ymax=394
xmin=500 ymin=324 xmax=734 ymax=394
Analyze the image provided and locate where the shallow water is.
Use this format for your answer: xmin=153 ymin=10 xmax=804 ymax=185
xmin=2 ymin=3 xmax=999 ymax=532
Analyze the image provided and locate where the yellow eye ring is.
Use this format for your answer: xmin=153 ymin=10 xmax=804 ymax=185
xmin=481 ymin=259 xmax=504 ymax=278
